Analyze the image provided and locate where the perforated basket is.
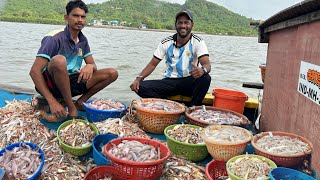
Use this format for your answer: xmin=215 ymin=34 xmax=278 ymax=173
xmin=205 ymin=160 xmax=228 ymax=180
xmin=202 ymin=125 xmax=252 ymax=161
xmin=251 ymin=131 xmax=313 ymax=167
xmin=132 ymin=98 xmax=185 ymax=134
xmin=84 ymin=166 xmax=130 ymax=180
xmin=164 ymin=124 xmax=208 ymax=162
xmin=226 ymin=154 xmax=277 ymax=180
xmin=185 ymin=106 xmax=251 ymax=127
xmin=103 ymin=137 xmax=171 ymax=180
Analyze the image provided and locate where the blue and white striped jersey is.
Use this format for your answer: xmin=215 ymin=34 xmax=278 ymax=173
xmin=154 ymin=33 xmax=209 ymax=78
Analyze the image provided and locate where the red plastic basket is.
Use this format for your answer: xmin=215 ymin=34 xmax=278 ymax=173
xmin=84 ymin=166 xmax=130 ymax=180
xmin=206 ymin=160 xmax=228 ymax=180
xmin=103 ymin=137 xmax=171 ymax=180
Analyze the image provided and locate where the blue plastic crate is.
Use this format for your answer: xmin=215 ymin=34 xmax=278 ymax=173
xmin=83 ymin=99 xmax=128 ymax=122
xmin=270 ymin=167 xmax=316 ymax=180
xmin=92 ymin=134 xmax=118 ymax=166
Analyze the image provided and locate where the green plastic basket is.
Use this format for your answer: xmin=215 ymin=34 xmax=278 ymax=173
xmin=226 ymin=154 xmax=277 ymax=180
xmin=57 ymin=119 xmax=99 ymax=156
xmin=164 ymin=124 xmax=208 ymax=162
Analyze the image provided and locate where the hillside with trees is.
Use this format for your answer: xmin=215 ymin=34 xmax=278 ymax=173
xmin=0 ymin=0 xmax=257 ymax=36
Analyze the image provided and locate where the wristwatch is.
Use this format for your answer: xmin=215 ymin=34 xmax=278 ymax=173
xmin=201 ymin=66 xmax=208 ymax=74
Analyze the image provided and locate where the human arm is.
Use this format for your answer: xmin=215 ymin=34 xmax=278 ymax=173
xmin=29 ymin=57 xmax=67 ymax=118
xmin=130 ymin=57 xmax=161 ymax=93
xmin=189 ymin=55 xmax=211 ymax=79
xmin=77 ymin=55 xmax=97 ymax=83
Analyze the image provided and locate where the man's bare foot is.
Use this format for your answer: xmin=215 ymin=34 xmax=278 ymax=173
xmin=74 ymin=101 xmax=85 ymax=111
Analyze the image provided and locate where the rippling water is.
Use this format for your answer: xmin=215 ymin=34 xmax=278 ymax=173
xmin=0 ymin=21 xmax=267 ymax=104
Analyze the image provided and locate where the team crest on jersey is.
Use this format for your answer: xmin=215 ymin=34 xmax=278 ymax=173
xmin=78 ymin=48 xmax=83 ymax=56
xmin=186 ymin=50 xmax=191 ymax=58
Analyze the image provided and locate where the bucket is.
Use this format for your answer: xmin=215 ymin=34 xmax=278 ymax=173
xmin=259 ymin=64 xmax=266 ymax=83
xmin=212 ymin=88 xmax=248 ymax=114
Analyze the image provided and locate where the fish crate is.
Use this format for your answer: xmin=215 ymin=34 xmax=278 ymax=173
xmin=103 ymin=137 xmax=170 ymax=180
xmin=83 ymin=99 xmax=128 ymax=122
xmin=251 ymin=131 xmax=313 ymax=167
xmin=132 ymin=98 xmax=185 ymax=134
xmin=185 ymin=106 xmax=251 ymax=128
xmin=164 ymin=124 xmax=208 ymax=162
xmin=226 ymin=154 xmax=277 ymax=180
xmin=202 ymin=125 xmax=253 ymax=162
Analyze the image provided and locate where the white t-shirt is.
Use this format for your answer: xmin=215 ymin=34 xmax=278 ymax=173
xmin=154 ymin=33 xmax=209 ymax=78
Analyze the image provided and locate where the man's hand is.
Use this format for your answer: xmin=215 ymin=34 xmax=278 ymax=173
xmin=49 ymin=100 xmax=68 ymax=118
xmin=77 ymin=64 xmax=94 ymax=83
xmin=130 ymin=77 xmax=143 ymax=93
xmin=189 ymin=63 xmax=204 ymax=79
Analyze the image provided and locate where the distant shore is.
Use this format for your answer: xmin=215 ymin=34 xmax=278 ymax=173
xmin=88 ymin=24 xmax=206 ymax=34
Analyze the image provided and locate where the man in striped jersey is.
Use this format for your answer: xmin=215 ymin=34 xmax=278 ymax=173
xmin=130 ymin=9 xmax=211 ymax=106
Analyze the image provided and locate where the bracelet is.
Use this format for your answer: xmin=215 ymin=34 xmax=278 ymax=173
xmin=136 ymin=75 xmax=144 ymax=80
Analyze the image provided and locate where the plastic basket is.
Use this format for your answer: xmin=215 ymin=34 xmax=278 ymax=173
xmin=57 ymin=119 xmax=99 ymax=156
xmin=227 ymin=154 xmax=277 ymax=180
xmin=84 ymin=166 xmax=130 ymax=180
xmin=132 ymin=98 xmax=185 ymax=134
xmin=92 ymin=133 xmax=118 ymax=166
xmin=103 ymin=137 xmax=171 ymax=180
xmin=202 ymin=125 xmax=252 ymax=161
xmin=83 ymin=99 xmax=128 ymax=122
xmin=164 ymin=124 xmax=208 ymax=162
xmin=185 ymin=106 xmax=251 ymax=128
xmin=269 ymin=167 xmax=316 ymax=180
xmin=251 ymin=131 xmax=313 ymax=167
xmin=0 ymin=142 xmax=45 ymax=180
xmin=205 ymin=160 xmax=228 ymax=180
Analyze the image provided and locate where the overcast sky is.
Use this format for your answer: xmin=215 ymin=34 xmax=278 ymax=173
xmin=83 ymin=0 xmax=303 ymax=20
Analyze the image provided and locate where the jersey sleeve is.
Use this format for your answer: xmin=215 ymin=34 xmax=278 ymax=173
xmin=83 ymin=38 xmax=92 ymax=58
xmin=153 ymin=42 xmax=166 ymax=60
xmin=36 ymin=36 xmax=60 ymax=60
xmin=196 ymin=40 xmax=209 ymax=59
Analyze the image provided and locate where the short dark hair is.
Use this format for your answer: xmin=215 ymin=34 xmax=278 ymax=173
xmin=66 ymin=0 xmax=88 ymax=15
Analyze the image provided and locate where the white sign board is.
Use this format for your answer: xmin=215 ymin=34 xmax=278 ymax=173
xmin=297 ymin=61 xmax=320 ymax=105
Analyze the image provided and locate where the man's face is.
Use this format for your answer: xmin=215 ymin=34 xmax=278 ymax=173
xmin=175 ymin=15 xmax=193 ymax=39
xmin=65 ymin=7 xmax=86 ymax=32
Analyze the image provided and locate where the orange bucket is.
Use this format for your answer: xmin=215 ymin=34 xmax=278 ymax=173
xmin=212 ymin=89 xmax=248 ymax=114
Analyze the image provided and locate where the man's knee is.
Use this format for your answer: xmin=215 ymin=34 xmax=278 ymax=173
xmin=200 ymin=74 xmax=211 ymax=86
xmin=100 ymin=68 xmax=118 ymax=81
xmin=49 ymin=55 xmax=67 ymax=71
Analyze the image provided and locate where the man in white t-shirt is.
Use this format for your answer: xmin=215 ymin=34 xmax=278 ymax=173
xmin=130 ymin=9 xmax=211 ymax=106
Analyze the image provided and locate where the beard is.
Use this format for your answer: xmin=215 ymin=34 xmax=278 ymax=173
xmin=176 ymin=27 xmax=192 ymax=39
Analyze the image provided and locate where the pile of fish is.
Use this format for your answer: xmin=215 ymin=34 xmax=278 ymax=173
xmin=204 ymin=126 xmax=250 ymax=142
xmin=106 ymin=140 xmax=160 ymax=162
xmin=228 ymin=154 xmax=273 ymax=180
xmin=94 ymin=118 xmax=149 ymax=138
xmin=0 ymin=100 xmax=96 ymax=179
xmin=136 ymin=100 xmax=183 ymax=112
xmin=255 ymin=134 xmax=311 ymax=155
xmin=86 ymin=99 xmax=125 ymax=110
xmin=160 ymin=156 xmax=206 ymax=180
xmin=0 ymin=143 xmax=42 ymax=179
xmin=59 ymin=120 xmax=96 ymax=147
xmin=189 ymin=109 xmax=245 ymax=125
xmin=167 ymin=125 xmax=204 ymax=144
